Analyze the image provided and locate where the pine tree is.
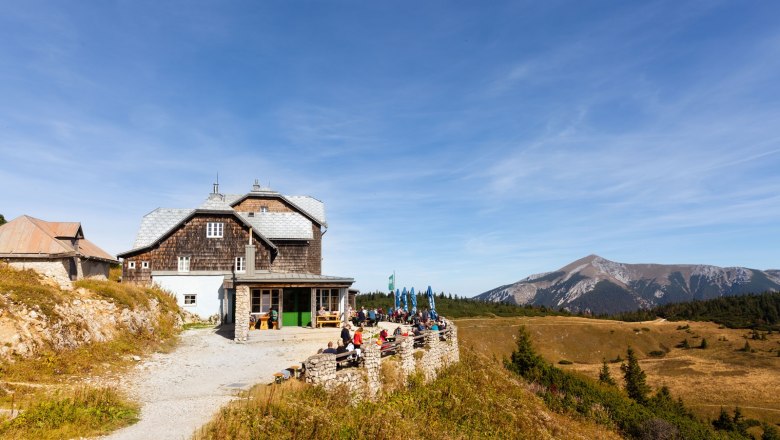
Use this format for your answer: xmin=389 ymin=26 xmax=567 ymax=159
xmin=681 ymin=338 xmax=690 ymax=349
xmin=700 ymin=338 xmax=708 ymax=349
xmin=621 ymin=347 xmax=651 ymax=404
xmin=598 ymin=359 xmax=616 ymax=386
xmin=508 ymin=326 xmax=547 ymax=382
xmin=742 ymin=340 xmax=752 ymax=352
xmin=0 ymin=213 xmax=5 ymax=226
xmin=713 ymin=407 xmax=735 ymax=431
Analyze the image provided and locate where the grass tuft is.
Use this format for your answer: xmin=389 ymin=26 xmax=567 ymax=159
xmin=0 ymin=387 xmax=138 ymax=439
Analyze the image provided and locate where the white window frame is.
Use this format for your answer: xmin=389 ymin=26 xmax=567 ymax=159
xmin=177 ymin=256 xmax=191 ymax=272
xmin=141 ymin=261 xmax=149 ymax=269
xmin=128 ymin=261 xmax=136 ymax=270
xmin=206 ymin=222 xmax=224 ymax=238
xmin=235 ymin=256 xmax=245 ymax=273
xmin=183 ymin=294 xmax=197 ymax=306
xmin=260 ymin=206 xmax=269 ymax=213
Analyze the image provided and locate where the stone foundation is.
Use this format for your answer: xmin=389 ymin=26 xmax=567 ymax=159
xmin=304 ymin=320 xmax=460 ymax=402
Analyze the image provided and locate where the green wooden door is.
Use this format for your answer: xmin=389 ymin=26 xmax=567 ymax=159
xmin=282 ymin=288 xmax=311 ymax=327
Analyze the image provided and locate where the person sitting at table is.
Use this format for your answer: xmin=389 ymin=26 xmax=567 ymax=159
xmin=393 ymin=326 xmax=403 ymax=337
xmin=367 ymin=308 xmax=377 ymax=327
xmin=378 ymin=328 xmax=388 ymax=343
xmin=323 ymin=341 xmax=337 ymax=354
xmin=317 ymin=306 xmax=328 ymax=316
xmin=336 ymin=339 xmax=347 ymax=354
xmin=357 ymin=307 xmax=366 ymax=326
xmin=268 ymin=307 xmax=279 ymax=330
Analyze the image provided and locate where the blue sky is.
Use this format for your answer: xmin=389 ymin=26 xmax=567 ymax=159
xmin=1 ymin=1 xmax=779 ymax=295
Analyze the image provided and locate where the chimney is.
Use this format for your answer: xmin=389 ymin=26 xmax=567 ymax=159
xmin=245 ymin=244 xmax=256 ymax=276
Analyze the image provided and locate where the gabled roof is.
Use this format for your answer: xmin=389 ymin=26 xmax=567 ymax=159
xmin=228 ymin=185 xmax=328 ymax=228
xmin=118 ymin=209 xmax=277 ymax=258
xmin=237 ymin=212 xmax=313 ymax=240
xmin=0 ymin=215 xmax=117 ymax=263
xmin=132 ymin=208 xmax=195 ymax=249
xmin=119 ymin=183 xmax=328 ymax=257
xmin=284 ymin=195 xmax=327 ymax=226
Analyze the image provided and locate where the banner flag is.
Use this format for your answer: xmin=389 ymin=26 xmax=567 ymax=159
xmin=388 ymin=273 xmax=395 ymax=291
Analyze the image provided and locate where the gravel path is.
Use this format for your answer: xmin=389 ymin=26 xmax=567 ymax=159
xmin=101 ymin=326 xmax=341 ymax=440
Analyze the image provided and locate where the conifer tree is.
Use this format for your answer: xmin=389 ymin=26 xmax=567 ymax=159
xmin=0 ymin=213 xmax=5 ymax=226
xmin=713 ymin=407 xmax=735 ymax=431
xmin=598 ymin=359 xmax=616 ymax=386
xmin=742 ymin=340 xmax=752 ymax=352
xmin=700 ymin=338 xmax=708 ymax=349
xmin=762 ymin=423 xmax=780 ymax=440
xmin=621 ymin=347 xmax=651 ymax=404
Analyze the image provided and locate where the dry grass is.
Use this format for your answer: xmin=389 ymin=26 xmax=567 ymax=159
xmin=458 ymin=316 xmax=780 ymax=425
xmin=195 ymin=349 xmax=621 ymax=440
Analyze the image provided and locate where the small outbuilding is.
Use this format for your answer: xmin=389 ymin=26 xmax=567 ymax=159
xmin=0 ymin=215 xmax=118 ymax=289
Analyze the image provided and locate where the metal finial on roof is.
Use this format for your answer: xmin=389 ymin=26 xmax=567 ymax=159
xmin=253 ymin=179 xmax=262 ymax=192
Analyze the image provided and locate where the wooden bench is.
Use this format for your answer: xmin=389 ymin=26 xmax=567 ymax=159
xmin=316 ymin=313 xmax=341 ymax=328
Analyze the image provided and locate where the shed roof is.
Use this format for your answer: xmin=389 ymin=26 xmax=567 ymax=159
xmin=0 ymin=215 xmax=117 ymax=263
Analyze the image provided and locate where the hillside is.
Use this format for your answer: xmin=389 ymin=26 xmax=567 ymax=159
xmin=458 ymin=316 xmax=780 ymax=426
xmin=195 ymin=350 xmax=622 ymax=440
xmin=0 ymin=263 xmax=183 ymax=438
xmin=475 ymin=255 xmax=780 ymax=314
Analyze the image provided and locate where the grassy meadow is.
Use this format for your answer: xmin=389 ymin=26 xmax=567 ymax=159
xmin=457 ymin=316 xmax=780 ymax=425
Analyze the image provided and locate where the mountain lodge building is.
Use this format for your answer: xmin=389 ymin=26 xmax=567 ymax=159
xmin=117 ymin=181 xmax=355 ymax=341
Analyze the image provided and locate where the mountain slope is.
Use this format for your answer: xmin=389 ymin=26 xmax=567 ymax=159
xmin=476 ymin=255 xmax=780 ymax=314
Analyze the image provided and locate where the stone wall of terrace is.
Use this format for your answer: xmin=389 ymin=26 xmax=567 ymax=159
xmin=303 ymin=320 xmax=459 ymax=402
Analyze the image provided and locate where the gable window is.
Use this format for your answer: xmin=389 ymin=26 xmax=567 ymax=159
xmin=235 ymin=257 xmax=245 ymax=273
xmin=184 ymin=294 xmax=196 ymax=306
xmin=260 ymin=206 xmax=269 ymax=213
xmin=142 ymin=261 xmax=149 ymax=269
xmin=128 ymin=261 xmax=136 ymax=269
xmin=177 ymin=256 xmax=190 ymax=272
xmin=206 ymin=222 xmax=224 ymax=238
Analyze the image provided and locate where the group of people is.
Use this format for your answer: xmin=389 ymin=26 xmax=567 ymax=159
xmin=350 ymin=306 xmax=385 ymax=327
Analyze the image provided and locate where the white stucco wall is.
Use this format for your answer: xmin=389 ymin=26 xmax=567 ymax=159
xmin=152 ymin=275 xmax=226 ymax=320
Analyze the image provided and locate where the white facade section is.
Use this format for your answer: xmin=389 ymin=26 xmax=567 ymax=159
xmin=153 ymin=274 xmax=228 ymax=320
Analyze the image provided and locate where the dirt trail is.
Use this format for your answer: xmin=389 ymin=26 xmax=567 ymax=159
xmin=99 ymin=326 xmax=340 ymax=440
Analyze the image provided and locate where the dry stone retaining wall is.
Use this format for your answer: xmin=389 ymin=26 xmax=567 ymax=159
xmin=304 ymin=321 xmax=459 ymax=402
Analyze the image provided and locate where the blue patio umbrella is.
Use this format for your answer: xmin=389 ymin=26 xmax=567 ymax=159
xmin=395 ymin=288 xmax=401 ymax=310
xmin=402 ymin=287 xmax=408 ymax=311
xmin=410 ymin=287 xmax=417 ymax=313
xmin=426 ymin=286 xmax=437 ymax=319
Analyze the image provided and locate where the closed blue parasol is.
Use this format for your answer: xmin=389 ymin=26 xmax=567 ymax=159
xmin=401 ymin=287 xmax=408 ymax=311
xmin=395 ymin=288 xmax=400 ymax=310
xmin=426 ymin=286 xmax=437 ymax=320
xmin=410 ymin=287 xmax=417 ymax=313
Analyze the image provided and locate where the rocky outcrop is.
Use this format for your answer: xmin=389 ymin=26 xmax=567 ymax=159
xmin=0 ymin=287 xmax=181 ymax=361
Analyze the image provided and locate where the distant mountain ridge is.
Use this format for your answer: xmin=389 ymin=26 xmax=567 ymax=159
xmin=475 ymin=255 xmax=780 ymax=314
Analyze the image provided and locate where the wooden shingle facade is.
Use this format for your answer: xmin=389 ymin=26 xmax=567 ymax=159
xmin=117 ymin=181 xmax=354 ymax=339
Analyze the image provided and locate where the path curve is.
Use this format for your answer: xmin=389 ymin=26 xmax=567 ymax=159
xmin=100 ymin=326 xmax=339 ymax=440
